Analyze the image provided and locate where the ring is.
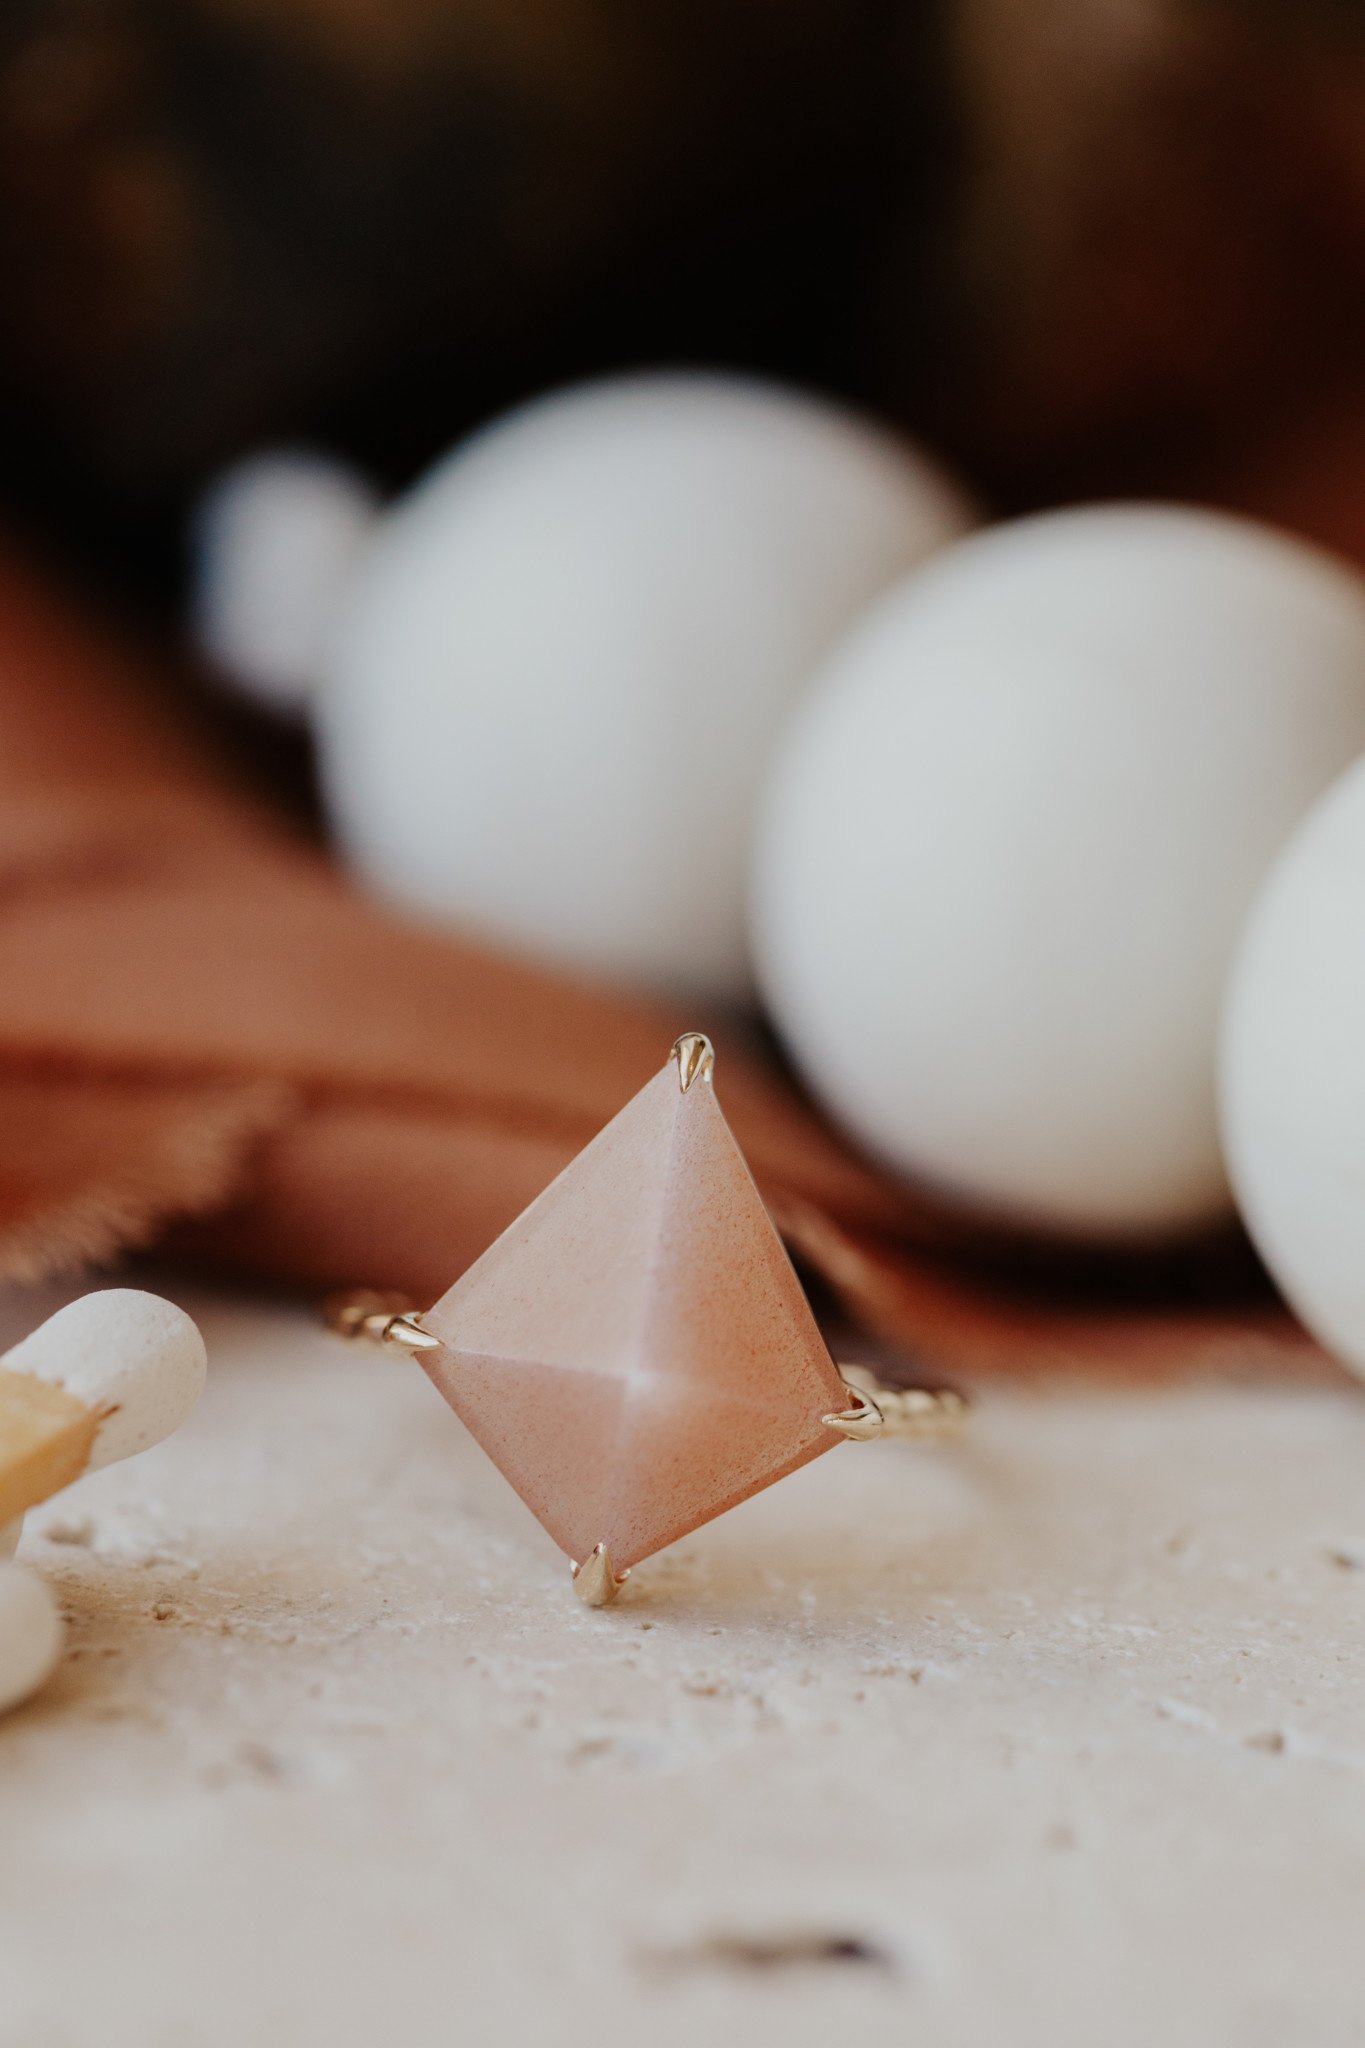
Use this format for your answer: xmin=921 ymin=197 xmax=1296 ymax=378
xmin=325 ymin=1033 xmax=967 ymax=1606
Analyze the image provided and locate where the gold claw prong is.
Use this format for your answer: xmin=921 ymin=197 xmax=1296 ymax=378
xmin=831 ymin=1367 xmax=971 ymax=1442
xmin=570 ymin=1543 xmax=629 ymax=1607
xmin=322 ymin=1288 xmax=412 ymax=1342
xmin=672 ymin=1033 xmax=715 ymax=1092
xmin=380 ymin=1312 xmax=441 ymax=1356
xmin=822 ymin=1386 xmax=886 ymax=1441
xmin=322 ymin=1292 xmax=440 ymax=1355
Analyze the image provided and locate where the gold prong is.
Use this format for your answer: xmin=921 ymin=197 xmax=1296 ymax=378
xmin=570 ymin=1543 xmax=629 ymax=1607
xmin=322 ymin=1292 xmax=442 ymax=1356
xmin=832 ymin=1366 xmax=970 ymax=1442
xmin=822 ymin=1385 xmax=886 ymax=1441
xmin=381 ymin=1312 xmax=441 ymax=1356
xmin=672 ymin=1033 xmax=715 ymax=1092
xmin=322 ymin=1289 xmax=414 ymax=1342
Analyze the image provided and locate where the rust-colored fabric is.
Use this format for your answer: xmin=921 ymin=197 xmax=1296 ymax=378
xmin=0 ymin=540 xmax=1324 ymax=1382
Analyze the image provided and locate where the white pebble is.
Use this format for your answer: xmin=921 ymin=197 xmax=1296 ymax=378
xmin=192 ymin=449 xmax=379 ymax=715
xmin=754 ymin=506 xmax=1365 ymax=1237
xmin=0 ymin=1563 xmax=62 ymax=1714
xmin=2 ymin=1290 xmax=207 ymax=1469
xmin=316 ymin=371 xmax=973 ymax=999
xmin=1221 ymin=756 xmax=1365 ymax=1373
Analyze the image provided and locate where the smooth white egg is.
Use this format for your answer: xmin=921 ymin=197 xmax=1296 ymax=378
xmin=753 ymin=506 xmax=1365 ymax=1238
xmin=1221 ymin=756 xmax=1365 ymax=1372
xmin=317 ymin=372 xmax=973 ymax=998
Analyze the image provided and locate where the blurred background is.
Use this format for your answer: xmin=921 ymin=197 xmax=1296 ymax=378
xmin=1 ymin=0 xmax=1364 ymax=1351
xmin=3 ymin=0 xmax=1363 ymax=598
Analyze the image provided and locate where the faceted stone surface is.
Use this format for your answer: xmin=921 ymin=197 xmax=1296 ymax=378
xmin=420 ymin=1061 xmax=848 ymax=1570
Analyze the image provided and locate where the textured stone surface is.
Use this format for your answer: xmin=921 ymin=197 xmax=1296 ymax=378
xmin=423 ymin=1066 xmax=847 ymax=1569
xmin=0 ymin=1281 xmax=1363 ymax=2047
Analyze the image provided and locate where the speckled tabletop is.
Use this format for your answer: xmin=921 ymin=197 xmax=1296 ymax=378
xmin=1 ymin=1279 xmax=1362 ymax=2048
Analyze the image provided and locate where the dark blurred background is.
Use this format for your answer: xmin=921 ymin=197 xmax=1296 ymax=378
xmin=1 ymin=0 xmax=1362 ymax=612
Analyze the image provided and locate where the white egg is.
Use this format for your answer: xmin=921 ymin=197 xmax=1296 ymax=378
xmin=753 ymin=505 xmax=1365 ymax=1239
xmin=0 ymin=1563 xmax=61 ymax=1715
xmin=1221 ymin=756 xmax=1365 ymax=1372
xmin=317 ymin=372 xmax=973 ymax=998
xmin=192 ymin=450 xmax=379 ymax=715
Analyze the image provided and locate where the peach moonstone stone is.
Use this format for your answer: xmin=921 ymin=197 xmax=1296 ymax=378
xmin=420 ymin=1058 xmax=849 ymax=1571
